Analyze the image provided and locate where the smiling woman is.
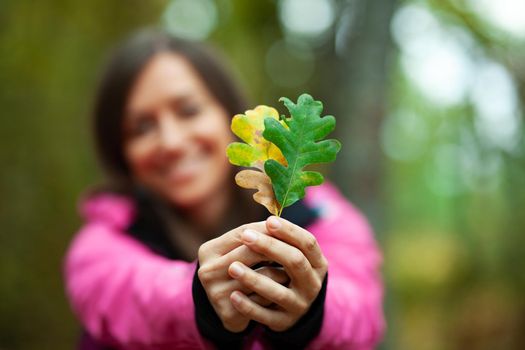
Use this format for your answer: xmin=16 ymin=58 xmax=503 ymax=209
xmin=123 ymin=53 xmax=234 ymax=212
xmin=63 ymin=29 xmax=384 ymax=350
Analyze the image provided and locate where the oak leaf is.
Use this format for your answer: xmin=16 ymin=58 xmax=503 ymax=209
xmin=226 ymin=105 xmax=287 ymax=171
xmin=263 ymin=94 xmax=341 ymax=214
xmin=235 ymin=170 xmax=280 ymax=216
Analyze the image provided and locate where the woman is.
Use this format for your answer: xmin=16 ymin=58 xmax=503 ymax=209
xmin=64 ymin=29 xmax=384 ymax=349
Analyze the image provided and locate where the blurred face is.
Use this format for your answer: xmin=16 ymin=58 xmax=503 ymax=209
xmin=123 ymin=53 xmax=234 ymax=207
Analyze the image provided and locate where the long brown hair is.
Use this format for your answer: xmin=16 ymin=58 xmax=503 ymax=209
xmin=93 ymin=28 xmax=248 ymax=192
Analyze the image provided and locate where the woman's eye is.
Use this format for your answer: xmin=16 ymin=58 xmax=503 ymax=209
xmin=178 ymin=103 xmax=201 ymax=118
xmin=130 ymin=117 xmax=156 ymax=136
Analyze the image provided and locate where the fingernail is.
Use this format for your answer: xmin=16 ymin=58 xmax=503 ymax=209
xmin=231 ymin=291 xmax=242 ymax=303
xmin=229 ymin=262 xmax=244 ymax=277
xmin=242 ymin=229 xmax=258 ymax=243
xmin=267 ymin=216 xmax=281 ymax=229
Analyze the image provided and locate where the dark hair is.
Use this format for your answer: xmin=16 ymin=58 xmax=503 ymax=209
xmin=93 ymin=28 xmax=248 ymax=191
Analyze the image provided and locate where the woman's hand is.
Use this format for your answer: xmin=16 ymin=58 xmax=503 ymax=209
xmin=227 ymin=216 xmax=328 ymax=332
xmin=197 ymin=222 xmax=290 ymax=332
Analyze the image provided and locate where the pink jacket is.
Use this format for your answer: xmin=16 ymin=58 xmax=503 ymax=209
xmin=64 ymin=183 xmax=384 ymax=349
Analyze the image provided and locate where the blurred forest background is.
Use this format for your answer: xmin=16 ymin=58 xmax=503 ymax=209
xmin=1 ymin=0 xmax=524 ymax=349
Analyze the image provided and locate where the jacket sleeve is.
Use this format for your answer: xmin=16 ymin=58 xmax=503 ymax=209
xmin=304 ymin=183 xmax=385 ymax=350
xmin=262 ymin=274 xmax=327 ymax=349
xmin=64 ymin=221 xmax=211 ymax=349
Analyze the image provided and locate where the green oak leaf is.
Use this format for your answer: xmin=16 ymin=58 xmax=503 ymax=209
xmin=263 ymin=94 xmax=341 ymax=214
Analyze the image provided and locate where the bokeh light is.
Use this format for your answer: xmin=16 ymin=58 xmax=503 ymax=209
xmin=163 ymin=0 xmax=218 ymax=40
xmin=278 ymin=0 xmax=335 ymax=41
xmin=471 ymin=60 xmax=522 ymax=153
xmin=469 ymin=0 xmax=525 ymax=38
xmin=392 ymin=4 xmax=474 ymax=106
xmin=381 ymin=110 xmax=429 ymax=162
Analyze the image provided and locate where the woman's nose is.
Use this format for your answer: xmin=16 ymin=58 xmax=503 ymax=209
xmin=158 ymin=114 xmax=185 ymax=152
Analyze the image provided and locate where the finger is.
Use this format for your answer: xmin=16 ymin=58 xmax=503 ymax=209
xmin=208 ymin=221 xmax=268 ymax=256
xmin=240 ymin=229 xmax=315 ymax=283
xmin=202 ymin=281 xmax=250 ymax=333
xmin=198 ymin=245 xmax=276 ymax=288
xmin=255 ymin=266 xmax=290 ymax=286
xmin=266 ymin=216 xmax=327 ymax=268
xmin=198 ymin=248 xmax=260 ymax=285
xmin=224 ymin=278 xmax=258 ymax=297
xmin=227 ymin=280 xmax=273 ymax=307
xmin=228 ymin=262 xmax=303 ymax=312
xmin=218 ymin=244 xmax=267 ymax=269
xmin=206 ymin=279 xmax=273 ymax=310
xmin=245 ymin=267 xmax=290 ymax=306
xmin=230 ymin=291 xmax=291 ymax=332
xmin=248 ymin=293 xmax=273 ymax=307
xmin=200 ymin=276 xmax=277 ymax=319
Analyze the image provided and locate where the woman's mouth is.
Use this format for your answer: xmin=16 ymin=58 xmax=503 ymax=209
xmin=164 ymin=155 xmax=208 ymax=184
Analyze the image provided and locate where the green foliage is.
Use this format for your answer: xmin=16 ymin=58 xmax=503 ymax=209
xmin=263 ymin=94 xmax=341 ymax=213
